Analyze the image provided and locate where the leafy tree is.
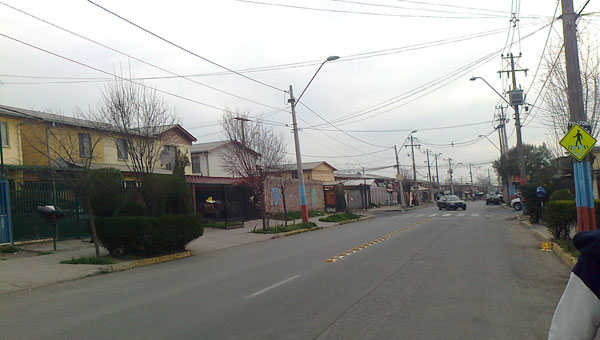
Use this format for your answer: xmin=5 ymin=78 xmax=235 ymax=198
xmin=493 ymin=143 xmax=557 ymax=187
xmin=172 ymin=149 xmax=190 ymax=177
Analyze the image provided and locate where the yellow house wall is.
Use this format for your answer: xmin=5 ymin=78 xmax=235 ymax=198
xmin=0 ymin=116 xmax=24 ymax=166
xmin=310 ymin=163 xmax=335 ymax=182
xmin=21 ymin=122 xmax=106 ymax=166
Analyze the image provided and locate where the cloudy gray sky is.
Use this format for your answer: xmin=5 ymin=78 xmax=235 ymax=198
xmin=1 ymin=0 xmax=599 ymax=184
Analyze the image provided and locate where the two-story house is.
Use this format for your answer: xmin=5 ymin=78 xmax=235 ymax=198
xmin=0 ymin=105 xmax=196 ymax=180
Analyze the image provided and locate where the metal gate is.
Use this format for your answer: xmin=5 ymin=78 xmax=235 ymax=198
xmin=0 ymin=180 xmax=12 ymax=244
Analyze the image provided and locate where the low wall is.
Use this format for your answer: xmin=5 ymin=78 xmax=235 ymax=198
xmin=265 ymin=178 xmax=325 ymax=214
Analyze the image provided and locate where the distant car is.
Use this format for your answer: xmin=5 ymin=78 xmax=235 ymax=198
xmin=511 ymin=197 xmax=522 ymax=211
xmin=437 ymin=195 xmax=466 ymax=210
xmin=486 ymin=193 xmax=501 ymax=205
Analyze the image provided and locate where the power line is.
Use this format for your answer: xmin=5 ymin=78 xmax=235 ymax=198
xmin=233 ymin=0 xmax=536 ymax=19
xmin=314 ymin=22 xmax=551 ymax=127
xmin=0 ymin=32 xmax=230 ymax=112
xmin=297 ymin=102 xmax=391 ymax=149
xmin=86 ymin=0 xmax=285 ymax=93
xmin=302 ymin=120 xmax=494 ymax=133
xmin=327 ymin=0 xmax=512 ymax=17
xmin=0 ymin=2 xmax=289 ymax=113
xmin=0 ymin=23 xmax=535 ymax=84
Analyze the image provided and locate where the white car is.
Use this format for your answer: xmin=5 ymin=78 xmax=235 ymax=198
xmin=510 ymin=197 xmax=522 ymax=211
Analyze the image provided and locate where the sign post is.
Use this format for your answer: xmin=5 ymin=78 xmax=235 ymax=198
xmin=560 ymin=123 xmax=597 ymax=232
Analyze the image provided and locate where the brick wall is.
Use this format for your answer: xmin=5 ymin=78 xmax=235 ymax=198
xmin=265 ymin=178 xmax=325 ymax=214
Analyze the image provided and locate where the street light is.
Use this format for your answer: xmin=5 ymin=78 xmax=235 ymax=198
xmin=478 ymin=134 xmax=501 ymax=152
xmin=289 ymin=56 xmax=339 ymax=223
xmin=471 ymin=75 xmax=526 ymax=186
xmin=469 ymin=76 xmax=511 ymax=106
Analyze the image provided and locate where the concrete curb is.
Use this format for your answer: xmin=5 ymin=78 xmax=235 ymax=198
xmin=519 ymin=220 xmax=578 ymax=269
xmin=100 ymin=250 xmax=192 ymax=273
xmin=269 ymin=215 xmax=376 ymax=239
xmin=338 ymin=215 xmax=376 ymax=225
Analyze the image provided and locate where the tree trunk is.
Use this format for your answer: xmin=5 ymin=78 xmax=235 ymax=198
xmin=85 ymin=196 xmax=101 ymax=258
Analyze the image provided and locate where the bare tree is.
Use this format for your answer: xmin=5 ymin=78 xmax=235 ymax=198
xmin=538 ymin=37 xmax=600 ymax=142
xmin=94 ymin=77 xmax=180 ymax=177
xmin=220 ymin=108 xmax=287 ymax=231
xmin=20 ymin=115 xmax=105 ymax=257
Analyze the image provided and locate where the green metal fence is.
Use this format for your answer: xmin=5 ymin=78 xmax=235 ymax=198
xmin=9 ymin=180 xmax=89 ymax=242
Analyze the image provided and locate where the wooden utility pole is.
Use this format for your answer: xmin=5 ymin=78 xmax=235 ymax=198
xmin=394 ymin=145 xmax=405 ymax=206
xmin=561 ymin=0 xmax=597 ymax=231
xmin=407 ymin=135 xmax=420 ymax=206
xmin=498 ymin=54 xmax=528 ymax=185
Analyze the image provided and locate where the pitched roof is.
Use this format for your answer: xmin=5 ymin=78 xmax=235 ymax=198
xmin=0 ymin=105 xmax=196 ymax=142
xmin=191 ymin=141 xmax=230 ymax=153
xmin=190 ymin=140 xmax=259 ymax=156
xmin=278 ymin=161 xmax=337 ymax=172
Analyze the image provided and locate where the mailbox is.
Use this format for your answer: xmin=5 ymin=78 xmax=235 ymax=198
xmin=36 ymin=205 xmax=66 ymax=250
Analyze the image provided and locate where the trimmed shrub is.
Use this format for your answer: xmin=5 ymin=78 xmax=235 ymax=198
xmin=90 ymin=168 xmax=124 ymax=217
xmin=549 ymin=189 xmax=574 ymax=201
xmin=96 ymin=213 xmax=203 ymax=256
xmin=544 ymin=200 xmax=576 ymax=240
xmin=141 ymin=174 xmax=192 ymax=216
xmin=116 ymin=200 xmax=147 ymax=217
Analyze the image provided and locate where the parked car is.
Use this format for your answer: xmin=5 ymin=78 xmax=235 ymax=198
xmin=437 ymin=195 xmax=467 ymax=210
xmin=510 ymin=197 xmax=522 ymax=211
xmin=486 ymin=193 xmax=501 ymax=205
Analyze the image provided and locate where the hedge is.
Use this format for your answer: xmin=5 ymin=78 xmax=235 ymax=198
xmin=96 ymin=213 xmax=203 ymax=256
xmin=544 ymin=200 xmax=576 ymax=240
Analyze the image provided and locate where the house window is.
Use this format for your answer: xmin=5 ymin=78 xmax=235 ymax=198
xmin=0 ymin=122 xmax=9 ymax=147
xmin=78 ymin=133 xmax=91 ymax=158
xmin=116 ymin=139 xmax=128 ymax=160
xmin=161 ymin=145 xmax=176 ymax=170
xmin=291 ymin=170 xmax=298 ymax=179
xmin=191 ymin=154 xmax=201 ymax=174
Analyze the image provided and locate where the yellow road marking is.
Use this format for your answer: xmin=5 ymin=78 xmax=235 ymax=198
xmin=324 ymin=218 xmax=432 ymax=263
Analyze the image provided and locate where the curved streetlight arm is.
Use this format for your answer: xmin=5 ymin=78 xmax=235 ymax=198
xmin=470 ymin=76 xmax=511 ymax=107
xmin=479 ymin=134 xmax=501 ymax=152
xmin=294 ymin=56 xmax=339 ymax=106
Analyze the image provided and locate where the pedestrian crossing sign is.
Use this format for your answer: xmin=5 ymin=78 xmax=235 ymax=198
xmin=560 ymin=123 xmax=597 ymax=161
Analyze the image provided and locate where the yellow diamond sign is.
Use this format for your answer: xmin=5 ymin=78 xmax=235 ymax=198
xmin=560 ymin=123 xmax=596 ymax=161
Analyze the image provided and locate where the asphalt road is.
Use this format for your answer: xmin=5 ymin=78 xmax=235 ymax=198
xmin=1 ymin=201 xmax=571 ymax=340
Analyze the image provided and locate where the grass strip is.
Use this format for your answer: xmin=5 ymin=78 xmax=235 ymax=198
xmin=319 ymin=212 xmax=362 ymax=223
xmin=60 ymin=256 xmax=114 ymax=265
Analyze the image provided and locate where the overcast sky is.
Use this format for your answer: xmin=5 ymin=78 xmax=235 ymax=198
xmin=1 ymin=0 xmax=599 ymax=184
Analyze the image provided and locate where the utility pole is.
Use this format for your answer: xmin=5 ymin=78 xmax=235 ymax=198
xmin=561 ymin=0 xmax=597 ymax=231
xmin=435 ymin=153 xmax=440 ymax=193
xmin=469 ymin=163 xmax=474 ymax=199
xmin=288 ymin=85 xmax=309 ymax=223
xmin=363 ymin=166 xmax=368 ymax=211
xmin=394 ymin=145 xmax=405 ymax=206
xmin=488 ymin=168 xmax=491 ymax=192
xmin=426 ymin=150 xmax=434 ymax=203
xmin=499 ymin=53 xmax=527 ymax=186
xmin=233 ymin=116 xmax=250 ymax=146
xmin=408 ymin=135 xmax=420 ymax=206
xmin=448 ymin=158 xmax=454 ymax=194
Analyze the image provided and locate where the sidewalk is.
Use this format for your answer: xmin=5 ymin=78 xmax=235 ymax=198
xmin=0 ymin=239 xmax=109 ymax=295
xmin=0 ymin=205 xmax=425 ymax=295
xmin=511 ymin=211 xmax=578 ymax=268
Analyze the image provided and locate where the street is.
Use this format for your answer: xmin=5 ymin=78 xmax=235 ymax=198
xmin=1 ymin=201 xmax=571 ymax=340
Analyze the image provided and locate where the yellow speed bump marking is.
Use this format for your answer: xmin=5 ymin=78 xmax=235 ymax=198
xmin=324 ymin=218 xmax=432 ymax=263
